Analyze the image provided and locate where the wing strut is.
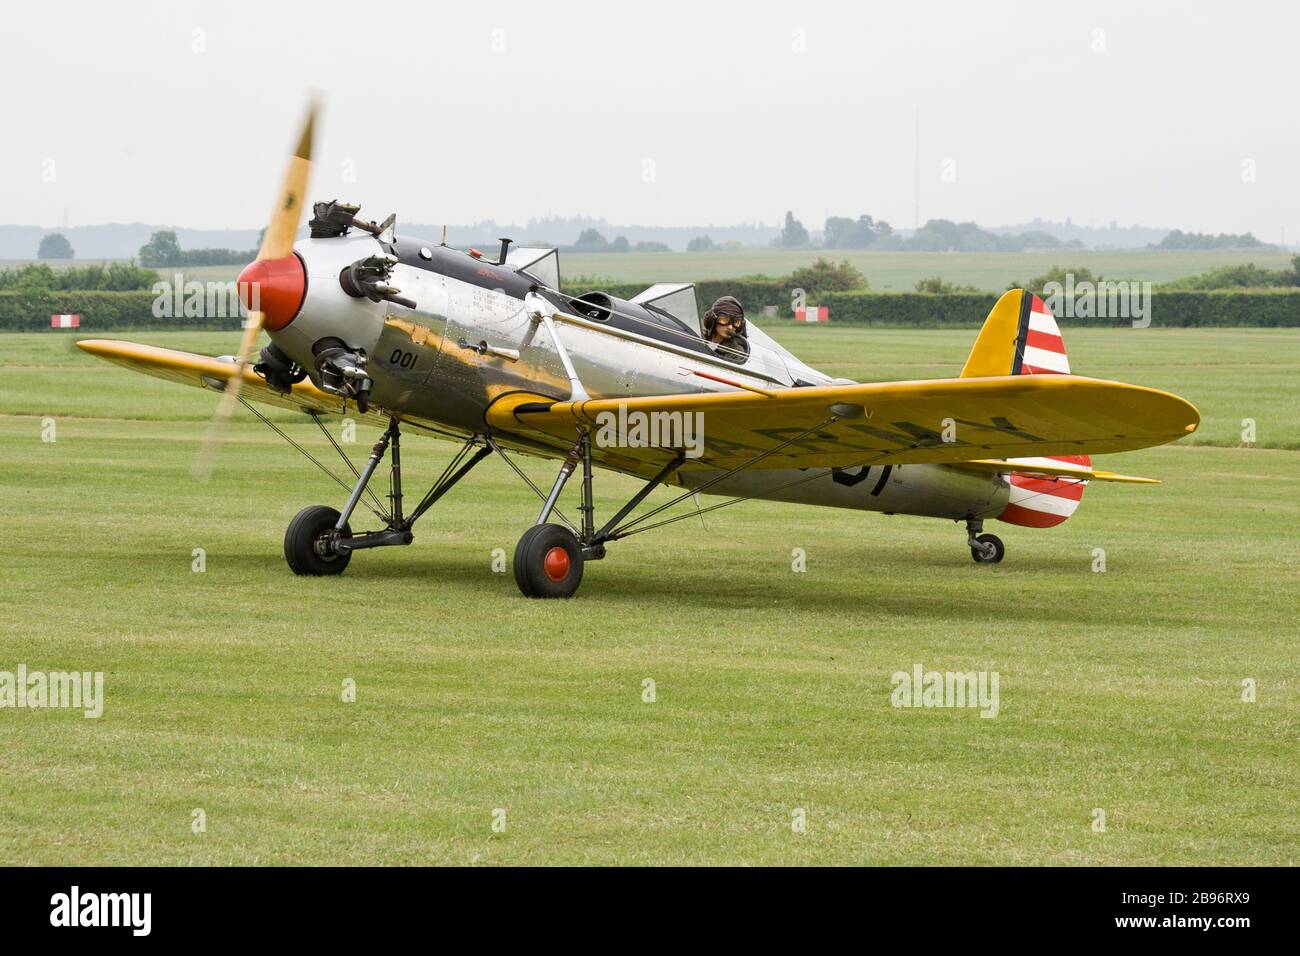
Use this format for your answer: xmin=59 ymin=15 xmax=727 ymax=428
xmin=493 ymin=414 xmax=846 ymax=561
xmin=600 ymin=414 xmax=840 ymax=540
xmin=525 ymin=291 xmax=591 ymax=402
xmin=240 ymin=400 xmax=389 ymax=521
xmin=241 ymin=402 xmax=492 ymax=550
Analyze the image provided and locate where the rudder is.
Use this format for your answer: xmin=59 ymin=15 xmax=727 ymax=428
xmin=961 ymin=289 xmax=1089 ymax=528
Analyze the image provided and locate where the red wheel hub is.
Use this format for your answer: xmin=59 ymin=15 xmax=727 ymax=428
xmin=543 ymin=546 xmax=570 ymax=582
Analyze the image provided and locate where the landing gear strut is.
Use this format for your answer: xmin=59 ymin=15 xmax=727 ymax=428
xmin=282 ymin=417 xmax=492 ymax=575
xmin=966 ymin=517 xmax=1005 ymax=564
xmin=494 ymin=412 xmax=846 ymax=598
xmin=501 ymin=432 xmax=685 ymax=599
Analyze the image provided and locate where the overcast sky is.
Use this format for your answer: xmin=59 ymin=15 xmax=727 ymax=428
xmin=2 ymin=0 xmax=1296 ymax=239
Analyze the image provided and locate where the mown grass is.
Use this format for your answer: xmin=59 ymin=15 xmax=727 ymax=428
xmin=0 ymin=328 xmax=1296 ymax=865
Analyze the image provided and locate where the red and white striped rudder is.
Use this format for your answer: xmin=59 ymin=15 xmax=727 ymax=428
xmin=1000 ymin=293 xmax=1090 ymax=528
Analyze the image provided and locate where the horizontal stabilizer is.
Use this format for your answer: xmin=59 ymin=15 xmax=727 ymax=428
xmin=948 ymin=458 xmax=1161 ymax=484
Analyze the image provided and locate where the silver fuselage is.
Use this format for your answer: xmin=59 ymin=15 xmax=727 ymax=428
xmin=270 ymin=233 xmax=1010 ymax=523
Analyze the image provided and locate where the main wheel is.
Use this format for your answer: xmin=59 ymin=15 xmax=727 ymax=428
xmin=285 ymin=505 xmax=352 ymax=576
xmin=513 ymin=523 xmax=584 ymax=598
xmin=970 ymin=532 xmax=1005 ymax=564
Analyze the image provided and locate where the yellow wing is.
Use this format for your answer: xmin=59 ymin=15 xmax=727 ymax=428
xmin=77 ymin=339 xmax=389 ymax=425
xmin=485 ymin=375 xmax=1200 ymax=474
xmin=81 ymin=339 xmax=1201 ymax=478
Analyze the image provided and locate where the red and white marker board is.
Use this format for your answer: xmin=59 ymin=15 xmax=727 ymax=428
xmin=50 ymin=314 xmax=81 ymax=329
xmin=794 ymin=306 xmax=828 ymax=322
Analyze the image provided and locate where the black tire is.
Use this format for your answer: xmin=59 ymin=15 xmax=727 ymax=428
xmin=513 ymin=524 xmax=584 ymax=598
xmin=285 ymin=505 xmax=352 ymax=576
xmin=970 ymin=533 xmax=1005 ymax=564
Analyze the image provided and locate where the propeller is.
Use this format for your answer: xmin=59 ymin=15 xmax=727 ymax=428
xmin=192 ymin=100 xmax=318 ymax=480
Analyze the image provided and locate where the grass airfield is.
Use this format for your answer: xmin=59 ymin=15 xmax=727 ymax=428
xmin=0 ymin=327 xmax=1296 ymax=865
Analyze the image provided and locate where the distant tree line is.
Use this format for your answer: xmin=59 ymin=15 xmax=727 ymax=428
xmin=770 ymin=211 xmax=1086 ymax=253
xmin=823 ymin=214 xmax=893 ymax=248
xmin=27 ymin=230 xmax=268 ymax=265
xmin=137 ymin=230 xmax=262 ymax=267
xmin=1150 ymin=230 xmax=1268 ymax=251
xmin=569 ymin=215 xmax=1079 ymax=255
xmin=905 ymin=220 xmax=1084 ymax=253
xmin=567 ymin=229 xmax=672 ymax=254
xmin=684 ymin=234 xmax=749 ymax=252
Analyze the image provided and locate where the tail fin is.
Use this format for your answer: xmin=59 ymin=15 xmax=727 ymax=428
xmin=962 ymin=290 xmax=1088 ymax=528
xmin=961 ymin=288 xmax=1072 ymax=377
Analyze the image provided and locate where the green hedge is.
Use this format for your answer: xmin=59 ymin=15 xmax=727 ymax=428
xmin=572 ymin=284 xmax=1300 ymax=327
xmin=3 ymin=287 xmax=1297 ymax=332
xmin=814 ymin=293 xmax=997 ymax=327
xmin=812 ymin=291 xmax=1300 ymax=327
xmin=1133 ymin=291 xmax=1300 ymax=327
xmin=0 ymin=291 xmax=242 ymax=331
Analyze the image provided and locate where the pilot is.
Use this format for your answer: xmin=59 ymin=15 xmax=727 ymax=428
xmin=703 ymin=296 xmax=748 ymax=360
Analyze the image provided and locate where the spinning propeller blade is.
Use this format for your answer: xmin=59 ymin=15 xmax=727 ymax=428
xmin=193 ymin=99 xmax=318 ymax=481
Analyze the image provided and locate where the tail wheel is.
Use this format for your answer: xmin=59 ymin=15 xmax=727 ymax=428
xmin=514 ymin=524 xmax=584 ymax=598
xmin=285 ymin=505 xmax=352 ymax=576
xmin=970 ymin=533 xmax=1005 ymax=564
